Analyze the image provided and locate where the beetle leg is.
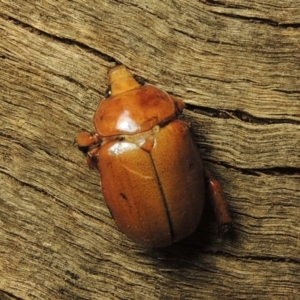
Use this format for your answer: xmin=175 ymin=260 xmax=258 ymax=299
xmin=204 ymin=169 xmax=232 ymax=235
xmin=168 ymin=94 xmax=185 ymax=114
xmin=86 ymin=146 xmax=100 ymax=169
xmin=76 ymin=132 xmax=102 ymax=169
xmin=76 ymin=132 xmax=101 ymax=147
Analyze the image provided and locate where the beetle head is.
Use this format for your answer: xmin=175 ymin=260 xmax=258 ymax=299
xmin=107 ymin=65 xmax=141 ymax=97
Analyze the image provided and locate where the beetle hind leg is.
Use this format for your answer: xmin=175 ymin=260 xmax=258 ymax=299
xmin=204 ymin=169 xmax=232 ymax=235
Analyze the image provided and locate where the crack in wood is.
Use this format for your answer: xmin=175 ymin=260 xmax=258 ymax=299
xmin=205 ymin=159 xmax=300 ymax=176
xmin=1 ymin=13 xmax=118 ymax=63
xmin=185 ymin=104 xmax=300 ymax=125
xmin=201 ymin=0 xmax=249 ymax=9
xmin=211 ymin=11 xmax=300 ymax=28
xmin=201 ymin=250 xmax=300 ymax=265
xmin=0 ymin=289 xmax=24 ymax=300
xmin=0 ymin=168 xmax=63 ymax=202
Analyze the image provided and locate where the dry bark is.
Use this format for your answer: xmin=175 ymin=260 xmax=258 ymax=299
xmin=0 ymin=0 xmax=300 ymax=299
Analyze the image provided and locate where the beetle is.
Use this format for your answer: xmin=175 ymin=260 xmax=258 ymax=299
xmin=76 ymin=65 xmax=232 ymax=247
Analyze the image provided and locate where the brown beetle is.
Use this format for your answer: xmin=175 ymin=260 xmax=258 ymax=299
xmin=76 ymin=65 xmax=232 ymax=247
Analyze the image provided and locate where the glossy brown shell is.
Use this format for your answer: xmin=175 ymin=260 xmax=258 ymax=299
xmin=98 ymin=120 xmax=204 ymax=247
xmin=94 ymin=84 xmax=179 ymax=136
xmin=94 ymin=65 xmax=205 ymax=247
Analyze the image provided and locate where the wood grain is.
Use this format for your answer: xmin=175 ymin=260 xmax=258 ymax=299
xmin=1 ymin=0 xmax=300 ymax=299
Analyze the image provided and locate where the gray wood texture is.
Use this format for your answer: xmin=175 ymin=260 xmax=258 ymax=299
xmin=1 ymin=0 xmax=300 ymax=299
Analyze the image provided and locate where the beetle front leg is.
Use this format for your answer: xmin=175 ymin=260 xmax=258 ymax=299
xmin=86 ymin=146 xmax=101 ymax=169
xmin=76 ymin=132 xmax=101 ymax=147
xmin=76 ymin=132 xmax=102 ymax=169
xmin=204 ymin=169 xmax=232 ymax=235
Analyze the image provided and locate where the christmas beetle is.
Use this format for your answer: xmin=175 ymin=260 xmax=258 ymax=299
xmin=76 ymin=65 xmax=232 ymax=247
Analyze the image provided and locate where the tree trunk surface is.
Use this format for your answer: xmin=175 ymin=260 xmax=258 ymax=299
xmin=1 ymin=1 xmax=300 ymax=299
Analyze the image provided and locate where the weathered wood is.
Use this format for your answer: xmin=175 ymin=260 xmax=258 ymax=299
xmin=1 ymin=0 xmax=300 ymax=299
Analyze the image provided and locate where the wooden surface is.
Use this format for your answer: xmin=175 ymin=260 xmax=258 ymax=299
xmin=1 ymin=0 xmax=300 ymax=299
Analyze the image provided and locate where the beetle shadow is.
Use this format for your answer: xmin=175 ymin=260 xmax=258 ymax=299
xmin=143 ymin=204 xmax=228 ymax=268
